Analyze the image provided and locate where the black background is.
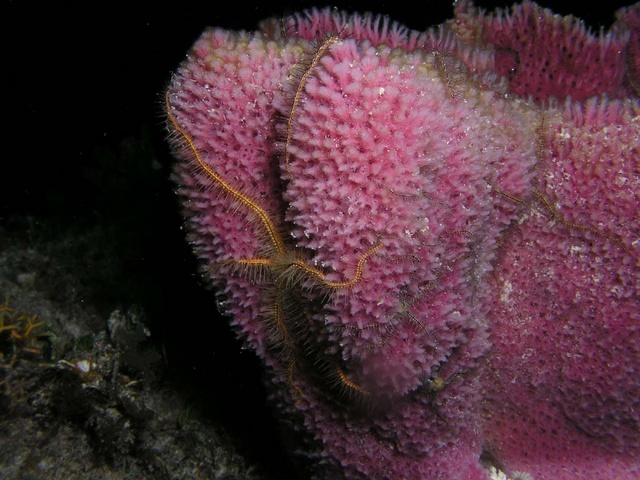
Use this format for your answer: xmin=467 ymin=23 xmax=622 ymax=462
xmin=4 ymin=1 xmax=637 ymax=477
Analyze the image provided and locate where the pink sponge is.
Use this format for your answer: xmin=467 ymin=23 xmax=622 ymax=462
xmin=166 ymin=2 xmax=639 ymax=479
xmin=455 ymin=0 xmax=635 ymax=101
xmin=278 ymin=33 xmax=542 ymax=399
xmin=616 ymin=3 xmax=640 ymax=92
xmin=167 ymin=21 xmax=532 ymax=478
xmin=483 ymin=98 xmax=640 ymax=479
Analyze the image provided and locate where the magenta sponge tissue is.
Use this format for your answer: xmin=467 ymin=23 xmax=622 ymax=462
xmin=165 ymin=1 xmax=639 ymax=479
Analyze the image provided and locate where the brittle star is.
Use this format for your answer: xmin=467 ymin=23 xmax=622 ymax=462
xmin=165 ymin=40 xmax=382 ymax=401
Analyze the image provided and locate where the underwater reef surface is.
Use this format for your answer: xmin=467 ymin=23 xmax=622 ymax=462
xmin=0 ymin=216 xmax=280 ymax=479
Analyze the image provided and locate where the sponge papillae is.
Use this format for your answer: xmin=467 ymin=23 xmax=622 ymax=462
xmin=166 ymin=2 xmax=639 ymax=478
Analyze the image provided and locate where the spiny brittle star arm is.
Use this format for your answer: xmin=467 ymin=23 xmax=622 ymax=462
xmin=229 ymin=238 xmax=383 ymax=291
xmin=285 ymin=35 xmax=341 ymax=175
xmin=288 ymin=237 xmax=383 ymax=289
xmin=336 ymin=364 xmax=372 ymax=397
xmin=490 ymin=181 xmax=629 ymax=253
xmin=532 ymin=190 xmax=629 ymax=252
xmin=165 ymin=92 xmax=286 ymax=257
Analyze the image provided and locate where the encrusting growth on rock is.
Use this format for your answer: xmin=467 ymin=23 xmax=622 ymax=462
xmin=1 ymin=296 xmax=47 ymax=400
